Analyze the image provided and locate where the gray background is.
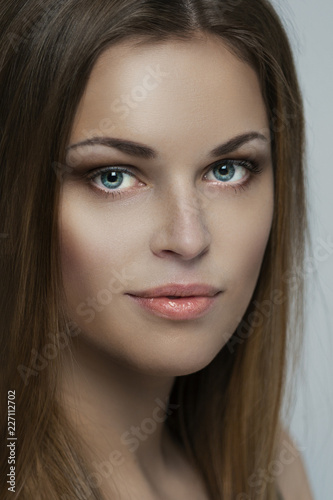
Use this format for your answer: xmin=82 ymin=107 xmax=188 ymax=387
xmin=270 ymin=1 xmax=333 ymax=499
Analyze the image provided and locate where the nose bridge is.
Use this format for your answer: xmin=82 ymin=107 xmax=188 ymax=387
xmin=166 ymin=177 xmax=205 ymax=223
xmin=150 ymin=178 xmax=212 ymax=260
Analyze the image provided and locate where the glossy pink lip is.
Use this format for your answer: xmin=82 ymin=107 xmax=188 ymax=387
xmin=126 ymin=283 xmax=222 ymax=320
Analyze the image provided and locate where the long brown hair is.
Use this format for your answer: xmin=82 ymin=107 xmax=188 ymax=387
xmin=0 ymin=1 xmax=308 ymax=499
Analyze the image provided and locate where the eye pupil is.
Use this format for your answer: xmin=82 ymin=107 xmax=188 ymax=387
xmin=214 ymin=161 xmax=235 ymax=182
xmin=107 ymin=172 xmax=119 ymax=182
xmin=101 ymin=171 xmax=123 ymax=188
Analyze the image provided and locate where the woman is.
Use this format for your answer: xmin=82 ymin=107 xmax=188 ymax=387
xmin=0 ymin=0 xmax=314 ymax=499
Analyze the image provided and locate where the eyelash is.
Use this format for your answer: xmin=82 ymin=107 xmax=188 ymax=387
xmin=83 ymin=159 xmax=264 ymax=199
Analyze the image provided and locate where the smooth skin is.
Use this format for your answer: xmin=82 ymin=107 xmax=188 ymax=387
xmin=58 ymin=33 xmax=312 ymax=499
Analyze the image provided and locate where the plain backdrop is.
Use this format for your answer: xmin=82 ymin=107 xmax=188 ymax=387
xmin=270 ymin=1 xmax=333 ymax=499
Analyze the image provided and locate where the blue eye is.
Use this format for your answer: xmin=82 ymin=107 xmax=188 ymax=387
xmin=208 ymin=159 xmax=250 ymax=183
xmin=88 ymin=167 xmax=138 ymax=192
xmin=204 ymin=159 xmax=264 ymax=193
xmin=100 ymin=170 xmax=125 ymax=189
xmin=84 ymin=158 xmax=263 ymax=199
xmin=213 ymin=161 xmax=236 ymax=182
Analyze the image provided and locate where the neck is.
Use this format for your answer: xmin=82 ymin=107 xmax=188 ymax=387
xmin=57 ymin=336 xmax=182 ymax=495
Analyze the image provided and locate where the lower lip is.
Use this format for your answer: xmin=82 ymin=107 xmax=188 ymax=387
xmin=126 ymin=294 xmax=220 ymax=320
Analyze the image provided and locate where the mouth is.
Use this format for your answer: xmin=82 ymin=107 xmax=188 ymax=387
xmin=166 ymin=295 xmax=187 ymax=299
xmin=126 ymin=283 xmax=221 ymax=299
xmin=125 ymin=284 xmax=222 ymax=320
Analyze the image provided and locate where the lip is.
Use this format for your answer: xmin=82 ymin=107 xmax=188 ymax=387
xmin=126 ymin=283 xmax=221 ymax=298
xmin=125 ymin=283 xmax=222 ymax=320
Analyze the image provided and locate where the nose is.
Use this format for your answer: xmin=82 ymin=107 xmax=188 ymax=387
xmin=149 ymin=186 xmax=212 ymax=261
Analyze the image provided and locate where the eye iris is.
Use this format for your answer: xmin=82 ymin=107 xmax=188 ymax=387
xmin=213 ymin=162 xmax=235 ymax=182
xmin=101 ymin=171 xmax=123 ymax=189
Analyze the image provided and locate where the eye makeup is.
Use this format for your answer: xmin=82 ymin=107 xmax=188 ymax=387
xmin=78 ymin=156 xmax=264 ymax=199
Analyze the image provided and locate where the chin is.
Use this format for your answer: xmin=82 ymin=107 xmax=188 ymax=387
xmin=127 ymin=345 xmax=223 ymax=378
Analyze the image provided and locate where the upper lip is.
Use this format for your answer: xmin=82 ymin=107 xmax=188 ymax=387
xmin=126 ymin=283 xmax=221 ymax=298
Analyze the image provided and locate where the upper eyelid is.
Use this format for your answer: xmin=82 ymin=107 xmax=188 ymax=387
xmin=85 ymin=165 xmax=138 ymax=181
xmin=85 ymin=159 xmax=257 ymax=190
xmin=68 ymin=137 xmax=269 ymax=171
xmin=85 ymin=157 xmax=255 ymax=176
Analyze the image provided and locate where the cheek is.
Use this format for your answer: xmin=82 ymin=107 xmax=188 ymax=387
xmin=58 ymin=191 xmax=138 ymax=308
xmin=217 ymin=184 xmax=274 ymax=308
xmin=231 ymin=213 xmax=271 ymax=285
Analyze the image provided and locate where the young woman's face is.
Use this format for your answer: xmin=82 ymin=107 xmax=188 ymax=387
xmin=59 ymin=35 xmax=274 ymax=376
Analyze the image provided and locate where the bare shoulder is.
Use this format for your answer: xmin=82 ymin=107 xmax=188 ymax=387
xmin=276 ymin=426 xmax=315 ymax=500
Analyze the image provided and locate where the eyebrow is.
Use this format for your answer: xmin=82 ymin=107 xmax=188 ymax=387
xmin=66 ymin=131 xmax=269 ymax=160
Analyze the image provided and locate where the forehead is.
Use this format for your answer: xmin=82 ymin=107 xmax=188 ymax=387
xmin=70 ymin=35 xmax=268 ymax=156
